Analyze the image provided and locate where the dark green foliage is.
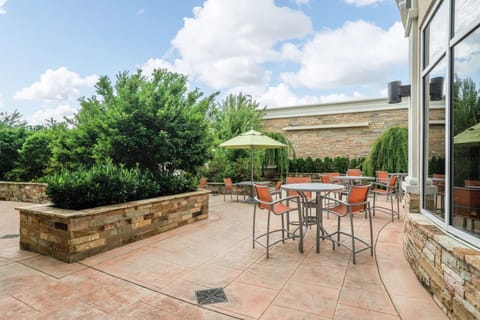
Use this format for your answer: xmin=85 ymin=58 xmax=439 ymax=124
xmin=363 ymin=127 xmax=408 ymax=176
xmin=323 ymin=157 xmax=334 ymax=172
xmin=453 ymin=77 xmax=480 ymax=136
xmin=78 ymin=69 xmax=215 ymax=174
xmin=7 ymin=130 xmax=53 ymax=181
xmin=333 ymin=157 xmax=349 ymax=173
xmin=313 ymin=158 xmax=323 ymax=172
xmin=349 ymin=158 xmax=365 ymax=169
xmin=44 ymin=162 xmax=197 ymax=210
xmin=0 ymin=127 xmax=30 ymax=180
xmin=295 ymin=158 xmax=306 ymax=173
xmin=304 ymin=156 xmax=315 ymax=173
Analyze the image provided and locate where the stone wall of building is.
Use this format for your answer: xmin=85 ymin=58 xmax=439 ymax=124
xmin=404 ymin=213 xmax=480 ymax=320
xmin=262 ymin=98 xmax=445 ymax=159
xmin=0 ymin=182 xmax=49 ymax=203
xmin=18 ymin=189 xmax=210 ymax=263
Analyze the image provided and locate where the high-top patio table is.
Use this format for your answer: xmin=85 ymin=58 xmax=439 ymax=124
xmin=334 ymin=175 xmax=375 ymax=185
xmin=235 ymin=181 xmax=271 ymax=203
xmin=282 ymin=183 xmax=345 ymax=253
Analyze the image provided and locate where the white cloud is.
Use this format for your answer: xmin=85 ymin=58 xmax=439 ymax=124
xmin=258 ymin=83 xmax=367 ymax=108
xmin=0 ymin=0 xmax=7 ymax=15
xmin=0 ymin=93 xmax=4 ymax=108
xmin=282 ymin=20 xmax=408 ymax=89
xmin=280 ymin=43 xmax=302 ymax=62
xmin=168 ymin=0 xmax=312 ymax=90
xmin=26 ymin=104 xmax=77 ymax=125
xmin=294 ymin=0 xmax=310 ymax=5
xmin=14 ymin=67 xmax=98 ymax=102
xmin=342 ymin=0 xmax=384 ymax=7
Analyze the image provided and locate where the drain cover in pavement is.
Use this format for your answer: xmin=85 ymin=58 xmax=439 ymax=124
xmin=0 ymin=234 xmax=20 ymax=239
xmin=195 ymin=288 xmax=228 ymax=305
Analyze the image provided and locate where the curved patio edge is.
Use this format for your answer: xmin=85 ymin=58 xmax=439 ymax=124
xmin=375 ymin=217 xmax=448 ymax=320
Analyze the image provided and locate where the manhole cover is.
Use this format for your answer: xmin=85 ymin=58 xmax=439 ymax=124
xmin=0 ymin=234 xmax=20 ymax=239
xmin=195 ymin=288 xmax=228 ymax=305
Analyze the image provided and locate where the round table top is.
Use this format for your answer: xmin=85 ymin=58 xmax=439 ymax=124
xmin=282 ymin=183 xmax=344 ymax=192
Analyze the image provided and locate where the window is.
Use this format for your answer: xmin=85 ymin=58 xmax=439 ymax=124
xmin=421 ymin=0 xmax=480 ymax=243
xmin=423 ymin=59 xmax=446 ymax=220
xmin=452 ymin=27 xmax=480 ymax=236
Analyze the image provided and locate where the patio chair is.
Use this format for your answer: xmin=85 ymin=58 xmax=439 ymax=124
xmin=347 ymin=168 xmax=362 ymax=176
xmin=269 ymin=180 xmax=283 ymax=199
xmin=198 ymin=177 xmax=208 ymax=189
xmin=253 ymin=184 xmax=301 ymax=258
xmin=321 ymin=184 xmax=373 ymax=264
xmin=376 ymin=171 xmax=389 ymax=184
xmin=371 ymin=175 xmax=400 ymax=222
xmin=223 ymin=178 xmax=245 ymax=201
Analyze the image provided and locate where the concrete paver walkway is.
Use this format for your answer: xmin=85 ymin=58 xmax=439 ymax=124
xmin=0 ymin=195 xmax=447 ymax=319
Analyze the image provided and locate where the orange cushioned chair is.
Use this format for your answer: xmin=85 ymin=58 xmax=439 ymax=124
xmin=253 ymin=184 xmax=302 ymax=258
xmin=371 ymin=175 xmax=400 ymax=222
xmin=223 ymin=178 xmax=245 ymax=201
xmin=321 ymin=184 xmax=373 ymax=264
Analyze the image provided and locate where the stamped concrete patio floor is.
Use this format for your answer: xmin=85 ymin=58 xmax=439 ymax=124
xmin=0 ymin=195 xmax=447 ymax=319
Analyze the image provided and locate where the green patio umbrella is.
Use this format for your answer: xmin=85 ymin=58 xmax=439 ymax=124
xmin=219 ymin=129 xmax=286 ymax=184
xmin=454 ymin=123 xmax=480 ymax=146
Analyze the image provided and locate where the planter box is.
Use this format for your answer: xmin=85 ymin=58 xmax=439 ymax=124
xmin=17 ymin=189 xmax=210 ymax=263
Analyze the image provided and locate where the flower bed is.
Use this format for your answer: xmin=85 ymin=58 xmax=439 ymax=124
xmin=18 ymin=189 xmax=210 ymax=263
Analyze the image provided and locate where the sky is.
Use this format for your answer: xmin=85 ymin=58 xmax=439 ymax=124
xmin=0 ymin=0 xmax=408 ymax=125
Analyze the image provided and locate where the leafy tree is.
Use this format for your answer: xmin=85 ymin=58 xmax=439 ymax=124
xmin=7 ymin=130 xmax=53 ymax=181
xmin=0 ymin=109 xmax=27 ymax=128
xmin=363 ymin=127 xmax=408 ymax=176
xmin=207 ymin=93 xmax=266 ymax=181
xmin=77 ymin=69 xmax=216 ymax=174
xmin=0 ymin=127 xmax=30 ymax=180
xmin=453 ymin=76 xmax=480 ymax=135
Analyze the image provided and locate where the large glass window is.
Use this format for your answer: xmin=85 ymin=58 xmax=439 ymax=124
xmin=423 ymin=59 xmax=446 ymax=219
xmin=454 ymin=0 xmax=480 ymax=36
xmin=423 ymin=0 xmax=448 ymax=68
xmin=452 ymin=27 xmax=480 ymax=236
xmin=421 ymin=0 xmax=480 ymax=244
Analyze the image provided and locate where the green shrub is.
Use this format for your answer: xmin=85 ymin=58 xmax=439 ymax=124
xmin=44 ymin=162 xmax=197 ymax=210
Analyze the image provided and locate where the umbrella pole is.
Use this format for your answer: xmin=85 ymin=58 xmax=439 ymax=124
xmin=250 ymin=148 xmax=254 ymax=184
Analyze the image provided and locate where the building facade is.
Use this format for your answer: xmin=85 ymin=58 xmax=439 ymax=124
xmin=397 ymin=0 xmax=480 ymax=318
xmin=263 ymin=98 xmax=409 ymax=159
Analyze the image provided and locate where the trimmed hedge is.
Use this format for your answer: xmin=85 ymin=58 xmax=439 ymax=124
xmin=44 ymin=163 xmax=197 ymax=210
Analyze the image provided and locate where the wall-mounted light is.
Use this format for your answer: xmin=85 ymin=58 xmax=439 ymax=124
xmin=387 ymin=76 xmax=444 ymax=104
xmin=388 ymin=81 xmax=411 ymax=104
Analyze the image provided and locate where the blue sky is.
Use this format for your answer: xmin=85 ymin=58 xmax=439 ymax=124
xmin=0 ymin=0 xmax=408 ymax=125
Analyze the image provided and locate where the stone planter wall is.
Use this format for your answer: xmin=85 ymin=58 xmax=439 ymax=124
xmin=18 ymin=189 xmax=210 ymax=263
xmin=404 ymin=213 xmax=480 ymax=319
xmin=0 ymin=181 xmax=49 ymax=203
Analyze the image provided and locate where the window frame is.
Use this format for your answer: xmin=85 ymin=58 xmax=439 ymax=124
xmin=419 ymin=0 xmax=480 ymax=247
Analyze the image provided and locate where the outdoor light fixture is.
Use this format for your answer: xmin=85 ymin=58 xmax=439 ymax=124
xmin=387 ymin=76 xmax=444 ymax=104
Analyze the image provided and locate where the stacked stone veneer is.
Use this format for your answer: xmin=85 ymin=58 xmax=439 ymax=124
xmin=404 ymin=212 xmax=480 ymax=319
xmin=0 ymin=182 xmax=49 ymax=203
xmin=18 ymin=189 xmax=210 ymax=263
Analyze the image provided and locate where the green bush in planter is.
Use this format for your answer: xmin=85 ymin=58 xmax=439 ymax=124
xmin=44 ymin=163 xmax=197 ymax=210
